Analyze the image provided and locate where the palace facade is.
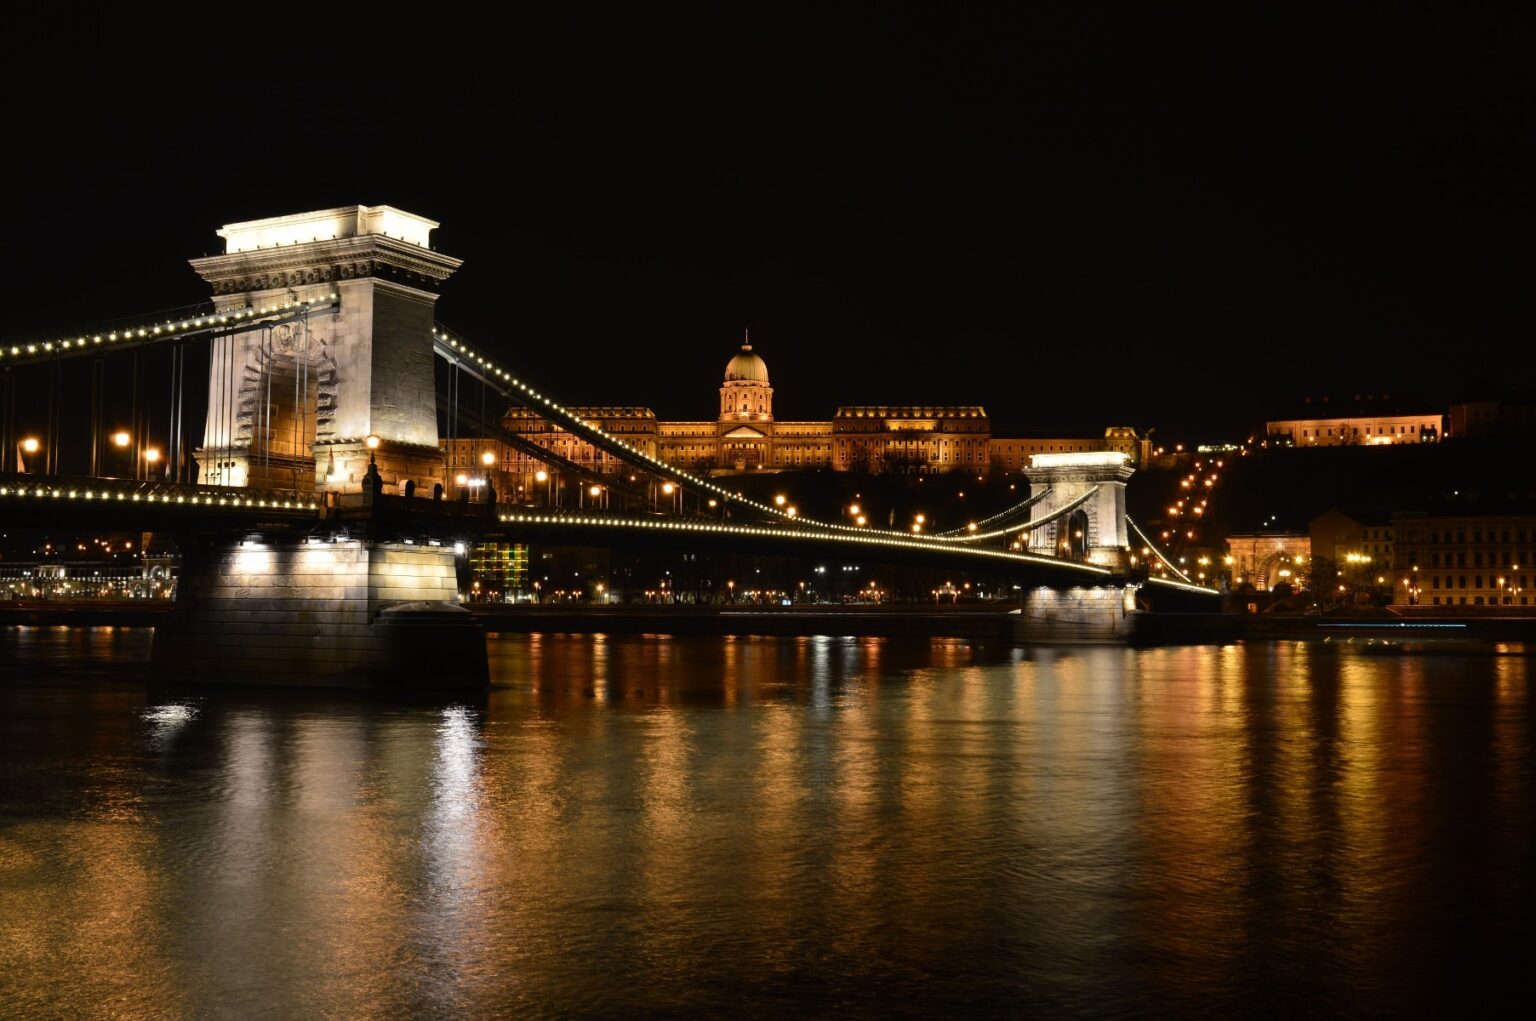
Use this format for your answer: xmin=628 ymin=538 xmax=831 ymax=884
xmin=444 ymin=338 xmax=1145 ymax=485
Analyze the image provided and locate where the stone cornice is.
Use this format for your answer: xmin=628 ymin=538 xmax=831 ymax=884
xmin=189 ymin=235 xmax=462 ymax=297
xmin=1025 ymin=465 xmax=1136 ymax=484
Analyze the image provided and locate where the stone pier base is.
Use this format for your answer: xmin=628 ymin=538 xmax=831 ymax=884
xmin=1013 ymin=585 xmax=1140 ymax=644
xmin=152 ymin=538 xmax=487 ymax=690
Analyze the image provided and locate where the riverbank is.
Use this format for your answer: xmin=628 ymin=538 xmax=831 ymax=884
xmin=6 ymin=600 xmax=1534 ymax=646
xmin=470 ymin=603 xmax=1020 ymax=639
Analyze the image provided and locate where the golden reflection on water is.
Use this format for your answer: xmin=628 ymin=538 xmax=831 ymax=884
xmin=0 ymin=629 xmax=1532 ymax=1017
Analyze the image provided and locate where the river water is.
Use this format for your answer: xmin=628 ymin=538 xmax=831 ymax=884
xmin=1 ymin=628 xmax=1531 ymax=1019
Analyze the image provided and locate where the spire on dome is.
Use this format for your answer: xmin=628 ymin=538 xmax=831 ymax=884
xmin=723 ymin=333 xmax=770 ymax=384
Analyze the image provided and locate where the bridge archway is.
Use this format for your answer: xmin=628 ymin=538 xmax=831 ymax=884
xmin=1063 ymin=508 xmax=1089 ymax=561
xmin=200 ymin=321 xmax=337 ymax=490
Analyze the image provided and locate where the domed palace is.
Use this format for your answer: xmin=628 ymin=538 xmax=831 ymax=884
xmin=454 ymin=334 xmax=1145 ymax=482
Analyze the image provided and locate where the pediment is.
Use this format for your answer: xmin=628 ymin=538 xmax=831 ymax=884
xmin=723 ymin=425 xmax=767 ymax=439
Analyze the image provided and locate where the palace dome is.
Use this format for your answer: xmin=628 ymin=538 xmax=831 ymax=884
xmin=724 ymin=340 xmax=769 ymax=384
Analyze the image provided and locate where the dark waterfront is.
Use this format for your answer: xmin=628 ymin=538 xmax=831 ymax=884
xmin=1 ymin=629 xmax=1531 ymax=1019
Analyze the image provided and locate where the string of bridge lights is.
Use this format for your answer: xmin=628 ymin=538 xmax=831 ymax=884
xmin=434 ymin=324 xmax=914 ymax=539
xmin=496 ymin=510 xmax=1117 ymax=575
xmin=0 ymin=295 xmax=340 ymax=365
xmin=0 ymin=482 xmax=317 ymax=512
xmin=934 ymin=487 xmax=1050 ymax=536
xmin=1126 ymin=515 xmax=1197 ymax=585
xmin=432 ymin=325 xmax=1169 ymax=570
xmin=931 ymin=488 xmax=1099 ymax=545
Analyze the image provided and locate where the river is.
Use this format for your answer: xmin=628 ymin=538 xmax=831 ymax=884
xmin=1 ymin=628 xmax=1530 ymax=1018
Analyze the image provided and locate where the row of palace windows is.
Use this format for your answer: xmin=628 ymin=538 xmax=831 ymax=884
xmin=1427 ymin=550 xmax=1533 ymax=567
xmin=1427 ymin=528 xmax=1531 ymax=544
xmin=1428 ymin=574 xmax=1529 ymax=590
xmin=1432 ymin=596 xmax=1530 ymax=605
xmin=1298 ymin=423 xmax=1435 ymax=437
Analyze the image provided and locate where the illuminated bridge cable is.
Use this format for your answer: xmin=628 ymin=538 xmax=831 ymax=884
xmin=935 ymin=489 xmax=1047 ymax=537
xmin=495 ymin=510 xmax=1120 ymax=578
xmin=445 ymin=399 xmax=649 ymax=500
xmin=433 ymin=325 xmax=883 ymax=534
xmin=934 ymin=486 xmax=1051 ymax=536
xmin=0 ymin=296 xmax=342 ymax=368
xmin=932 ymin=486 xmax=1102 ymax=545
xmin=1126 ymin=514 xmax=1195 ymax=585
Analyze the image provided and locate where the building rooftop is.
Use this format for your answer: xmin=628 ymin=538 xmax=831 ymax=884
xmin=1268 ymin=394 xmax=1441 ymax=420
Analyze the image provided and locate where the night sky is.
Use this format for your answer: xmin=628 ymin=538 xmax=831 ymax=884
xmin=5 ymin=11 xmax=1532 ymax=439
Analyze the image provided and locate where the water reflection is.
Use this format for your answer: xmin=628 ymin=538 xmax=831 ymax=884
xmin=0 ymin=629 xmax=1531 ymax=1018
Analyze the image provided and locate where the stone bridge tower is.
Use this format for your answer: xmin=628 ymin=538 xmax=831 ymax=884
xmin=1023 ymin=452 xmax=1134 ymax=570
xmin=190 ymin=205 xmax=462 ymax=495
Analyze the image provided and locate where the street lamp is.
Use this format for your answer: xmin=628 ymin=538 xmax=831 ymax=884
xmin=365 ymin=433 xmax=380 ymax=466
xmin=19 ymin=436 xmax=41 ymax=473
xmin=112 ymin=431 xmax=130 ymax=449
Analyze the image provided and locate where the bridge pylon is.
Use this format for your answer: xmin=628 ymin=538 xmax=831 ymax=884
xmin=1023 ymin=451 xmax=1134 ymax=571
xmin=188 ymin=205 xmax=461 ymax=497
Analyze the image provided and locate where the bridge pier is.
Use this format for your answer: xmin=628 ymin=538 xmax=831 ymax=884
xmin=1012 ymin=584 xmax=1141 ymax=643
xmin=152 ymin=537 xmax=487 ymax=690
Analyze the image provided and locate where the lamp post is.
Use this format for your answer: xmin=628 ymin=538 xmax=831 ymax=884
xmin=144 ymin=447 xmax=161 ymax=482
xmin=481 ymin=451 xmax=496 ymax=504
xmin=108 ymin=430 xmax=130 ymax=478
xmin=362 ymin=434 xmax=382 ymax=499
xmin=535 ymin=468 xmax=549 ymax=507
xmin=20 ymin=436 xmax=40 ymax=473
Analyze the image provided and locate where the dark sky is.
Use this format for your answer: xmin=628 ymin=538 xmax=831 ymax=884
xmin=5 ymin=10 xmax=1532 ymax=440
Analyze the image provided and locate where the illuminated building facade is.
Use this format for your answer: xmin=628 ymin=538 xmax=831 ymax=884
xmin=1225 ymin=532 xmax=1311 ymax=591
xmin=1310 ymin=509 xmax=1394 ymax=568
xmin=1266 ymin=395 xmax=1443 ymax=446
xmin=1391 ymin=509 xmax=1535 ymax=606
xmin=443 ymin=338 xmax=1142 ymax=484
